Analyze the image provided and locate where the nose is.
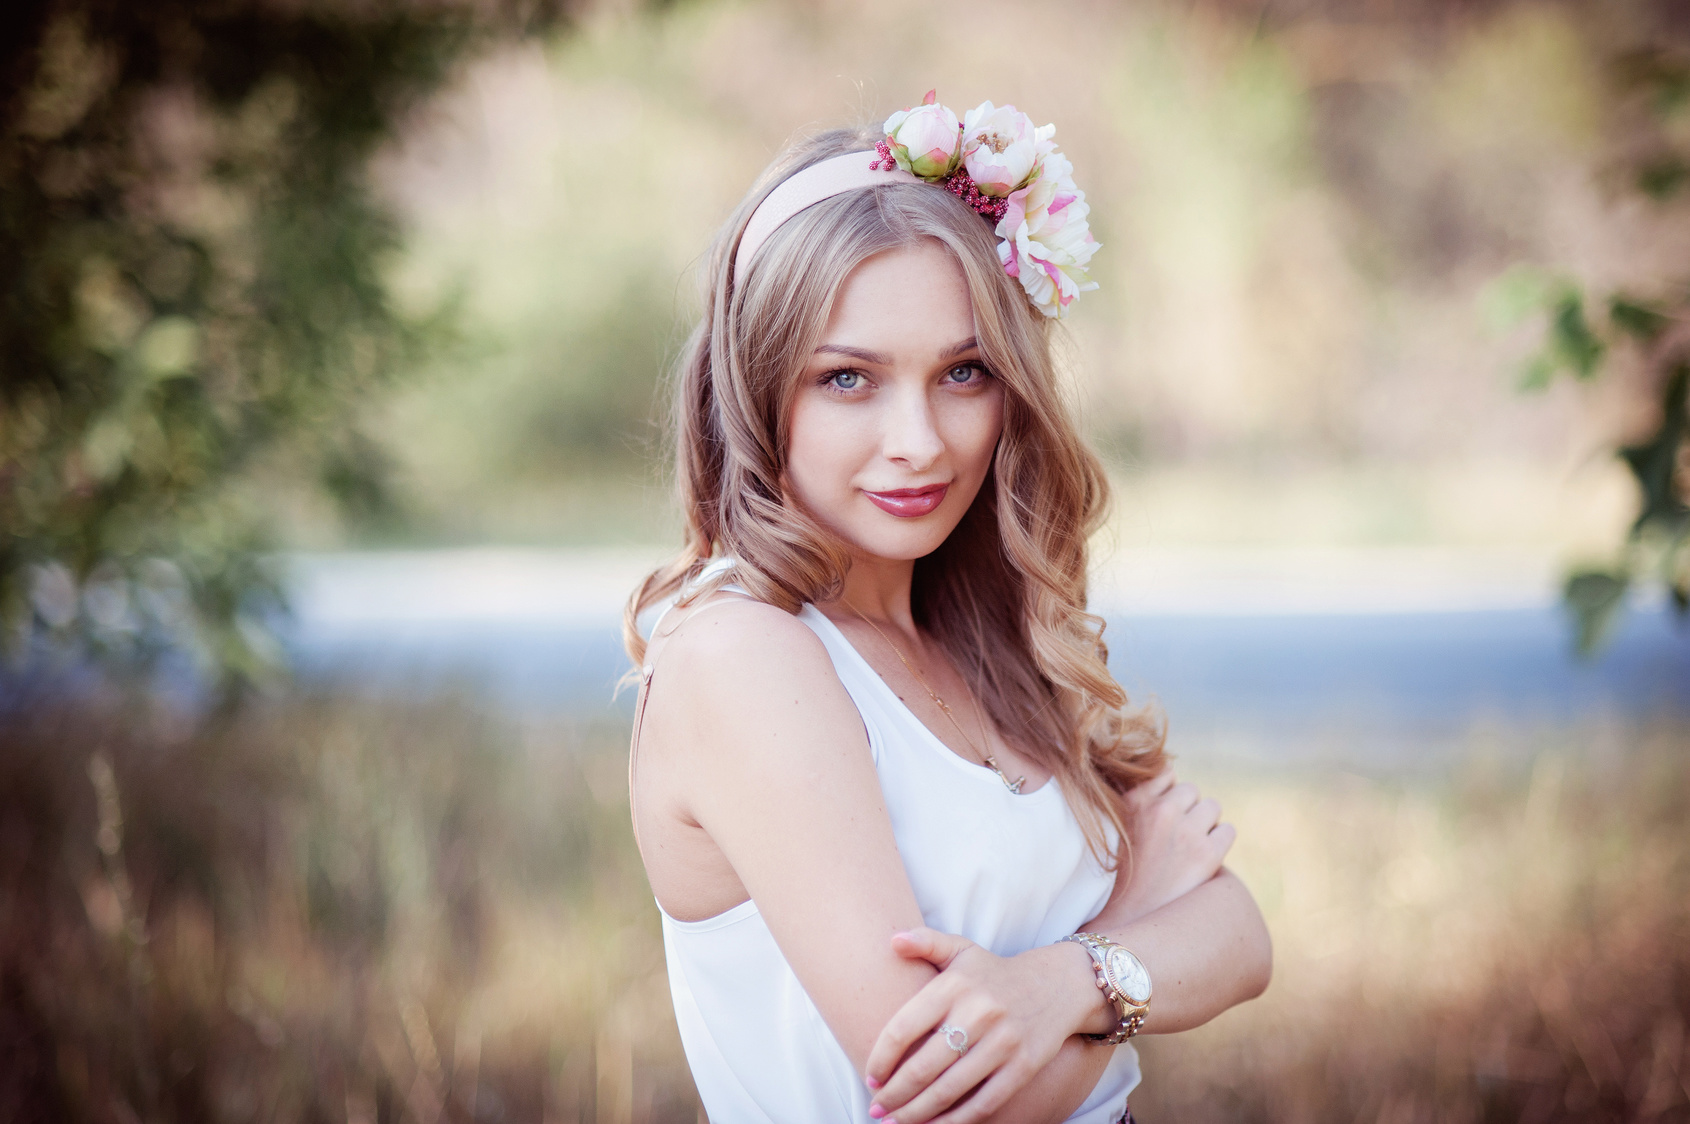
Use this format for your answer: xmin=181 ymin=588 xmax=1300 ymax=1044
xmin=880 ymin=383 xmax=945 ymax=471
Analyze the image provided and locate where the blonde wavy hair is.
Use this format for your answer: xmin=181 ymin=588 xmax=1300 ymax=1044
xmin=624 ymin=127 xmax=1166 ymax=866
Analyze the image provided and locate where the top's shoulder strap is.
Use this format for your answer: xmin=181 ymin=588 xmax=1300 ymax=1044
xmin=641 ymin=588 xmax=758 ymax=677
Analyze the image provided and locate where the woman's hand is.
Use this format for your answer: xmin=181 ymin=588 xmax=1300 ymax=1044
xmin=861 ymin=928 xmax=1101 ymax=1124
xmin=1109 ymin=768 xmax=1235 ymax=922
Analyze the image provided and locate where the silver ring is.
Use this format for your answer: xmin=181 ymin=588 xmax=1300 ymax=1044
xmin=938 ymin=1023 xmax=969 ymax=1055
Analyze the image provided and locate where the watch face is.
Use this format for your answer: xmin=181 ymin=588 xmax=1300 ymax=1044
xmin=1107 ymin=947 xmax=1151 ymax=1004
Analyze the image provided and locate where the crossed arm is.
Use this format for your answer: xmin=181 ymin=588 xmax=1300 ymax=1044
xmin=645 ymin=603 xmax=1272 ymax=1124
xmin=856 ymin=756 xmax=1273 ymax=1124
xmin=863 ymin=866 xmax=1271 ymax=1123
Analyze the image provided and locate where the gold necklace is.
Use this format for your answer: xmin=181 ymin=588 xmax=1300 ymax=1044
xmin=841 ymin=601 xmax=1028 ymax=795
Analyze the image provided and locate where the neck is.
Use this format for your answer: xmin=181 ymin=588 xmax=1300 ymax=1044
xmin=821 ymin=551 xmax=917 ymax=631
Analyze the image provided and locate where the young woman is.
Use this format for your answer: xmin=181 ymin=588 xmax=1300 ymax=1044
xmin=624 ymin=96 xmax=1272 ymax=1124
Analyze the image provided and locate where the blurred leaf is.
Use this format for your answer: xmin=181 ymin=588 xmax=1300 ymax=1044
xmin=0 ymin=0 xmax=577 ymax=687
xmin=1670 ymin=525 xmax=1690 ymax=618
xmin=1517 ymin=353 xmax=1558 ymax=392
xmin=1564 ymin=569 xmax=1629 ymax=657
xmin=1480 ymin=264 xmax=1558 ymax=332
xmin=1485 ymin=269 xmax=1607 ymax=390
xmin=1548 ymin=290 xmax=1605 ymax=380
xmin=1609 ymin=296 xmax=1673 ymax=343
xmin=1542 ymin=39 xmax=1690 ymax=655
xmin=1620 ymin=364 xmax=1690 ymax=534
xmin=132 ymin=317 xmax=200 ymax=381
xmin=320 ymin=429 xmax=403 ymax=532
xmin=1510 ymin=289 xmax=1607 ymax=391
xmin=1662 ymin=79 xmax=1690 ymax=117
xmin=1638 ymin=155 xmax=1690 ymax=199
xmin=1611 ymin=47 xmax=1690 ymax=116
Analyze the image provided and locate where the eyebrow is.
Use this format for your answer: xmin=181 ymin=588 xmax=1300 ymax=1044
xmin=812 ymin=336 xmax=979 ymax=365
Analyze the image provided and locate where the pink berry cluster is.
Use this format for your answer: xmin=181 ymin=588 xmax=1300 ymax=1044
xmin=869 ymin=140 xmax=1009 ymax=223
xmin=943 ymin=172 xmax=1009 ymax=222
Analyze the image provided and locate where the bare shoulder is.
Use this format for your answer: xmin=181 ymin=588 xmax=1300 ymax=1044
xmin=648 ymin=594 xmax=828 ymax=682
xmin=645 ymin=595 xmax=853 ymax=732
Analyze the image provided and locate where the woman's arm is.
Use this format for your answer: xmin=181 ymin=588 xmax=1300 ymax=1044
xmin=647 ymin=600 xmax=942 ymax=1064
xmin=1068 ymin=769 xmax=1274 ymax=1035
xmin=1077 ymin=866 xmax=1272 ymax=1034
xmin=651 ymin=605 xmax=1269 ymax=1122
xmin=861 ymin=872 xmax=1270 ymax=1124
xmin=863 ymin=776 xmax=1272 ymax=1124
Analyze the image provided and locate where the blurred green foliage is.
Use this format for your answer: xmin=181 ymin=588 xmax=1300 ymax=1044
xmin=374 ymin=265 xmax=681 ymax=547
xmin=1489 ymin=43 xmax=1690 ymax=655
xmin=0 ymin=0 xmax=571 ymax=681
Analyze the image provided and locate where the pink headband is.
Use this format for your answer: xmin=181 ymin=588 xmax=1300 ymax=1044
xmin=733 ymin=151 xmax=918 ymax=278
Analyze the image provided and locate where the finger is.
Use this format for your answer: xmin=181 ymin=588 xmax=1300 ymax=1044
xmin=881 ymin=1029 xmax=1013 ymax=1124
xmin=876 ymin=993 xmax=1005 ymax=1112
xmin=1209 ymin=820 xmax=1237 ymax=856
xmin=926 ymin=1050 xmax=1038 ymax=1124
xmin=890 ymin=927 xmax=975 ymax=971
xmin=871 ymin=1028 xmax=971 ymax=1118
xmin=865 ymin=973 xmax=963 ymax=1086
xmin=1127 ymin=768 xmax=1175 ymax=807
xmin=1165 ymin=781 xmax=1200 ymax=813
xmin=1190 ymin=796 xmax=1222 ymax=832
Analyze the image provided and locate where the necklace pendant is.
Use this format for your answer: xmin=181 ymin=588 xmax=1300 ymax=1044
xmin=984 ymin=755 xmax=1027 ymax=795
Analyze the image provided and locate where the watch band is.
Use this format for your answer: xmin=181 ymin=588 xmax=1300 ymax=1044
xmin=1059 ymin=932 xmax=1150 ymax=1045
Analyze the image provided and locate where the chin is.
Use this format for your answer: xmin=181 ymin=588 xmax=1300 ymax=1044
xmin=840 ymin=514 xmax=962 ymax=563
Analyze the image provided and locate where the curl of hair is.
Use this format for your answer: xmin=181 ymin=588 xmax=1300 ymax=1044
xmin=624 ymin=127 xmax=1166 ymax=868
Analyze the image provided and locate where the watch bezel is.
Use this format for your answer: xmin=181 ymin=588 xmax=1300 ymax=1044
xmin=1060 ymin=932 xmax=1152 ymax=1043
xmin=1103 ymin=945 xmax=1152 ymax=1008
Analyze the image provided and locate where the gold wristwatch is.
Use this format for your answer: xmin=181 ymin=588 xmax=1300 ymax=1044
xmin=1058 ymin=932 xmax=1151 ymax=1044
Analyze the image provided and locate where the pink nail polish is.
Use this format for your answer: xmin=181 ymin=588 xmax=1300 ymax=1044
xmin=866 ymin=1077 xmax=882 ymax=1090
xmin=868 ymin=1105 xmax=886 ymax=1119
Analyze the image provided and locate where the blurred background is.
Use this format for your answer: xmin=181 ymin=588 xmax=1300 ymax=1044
xmin=3 ymin=0 xmax=1689 ymax=1121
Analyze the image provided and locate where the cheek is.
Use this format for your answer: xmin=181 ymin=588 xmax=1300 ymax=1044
xmin=785 ymin=396 xmax=862 ymax=505
xmin=949 ymin=389 xmax=1005 ymax=471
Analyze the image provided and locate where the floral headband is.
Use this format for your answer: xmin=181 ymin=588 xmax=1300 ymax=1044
xmin=734 ymin=91 xmax=1099 ymax=319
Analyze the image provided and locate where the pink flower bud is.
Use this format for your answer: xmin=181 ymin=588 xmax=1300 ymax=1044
xmin=882 ymin=100 xmax=962 ymax=181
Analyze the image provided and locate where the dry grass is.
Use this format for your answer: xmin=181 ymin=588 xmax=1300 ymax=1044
xmin=2 ymin=689 xmax=1686 ymax=1123
xmin=1136 ymin=729 xmax=1690 ymax=1123
xmin=0 ymin=689 xmax=690 ymax=1124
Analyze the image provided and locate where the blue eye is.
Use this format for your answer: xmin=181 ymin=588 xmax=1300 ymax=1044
xmin=946 ymin=364 xmax=984 ymax=384
xmin=827 ymin=370 xmax=863 ymax=390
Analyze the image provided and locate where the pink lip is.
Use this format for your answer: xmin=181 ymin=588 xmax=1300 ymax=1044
xmin=864 ymin=483 xmax=949 ymax=518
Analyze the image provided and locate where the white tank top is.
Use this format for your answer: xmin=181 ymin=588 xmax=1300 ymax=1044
xmin=647 ymin=586 xmax=1141 ymax=1123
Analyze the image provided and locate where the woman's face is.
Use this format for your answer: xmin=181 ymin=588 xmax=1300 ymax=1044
xmin=785 ymin=240 xmax=1004 ymax=565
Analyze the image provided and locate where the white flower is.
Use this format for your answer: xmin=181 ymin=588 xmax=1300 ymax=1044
xmin=961 ymin=101 xmax=1055 ymax=197
xmin=993 ymin=152 xmax=1099 ymax=319
xmin=883 ymin=93 xmax=962 ymax=180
